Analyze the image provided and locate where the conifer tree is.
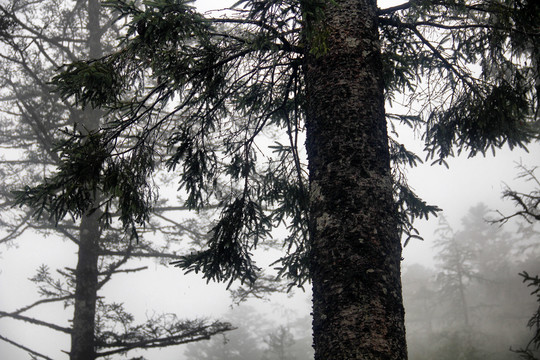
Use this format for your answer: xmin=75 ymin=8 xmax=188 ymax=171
xmin=496 ymin=164 xmax=540 ymax=359
xmin=13 ymin=0 xmax=539 ymax=358
xmin=0 ymin=1 xmax=231 ymax=359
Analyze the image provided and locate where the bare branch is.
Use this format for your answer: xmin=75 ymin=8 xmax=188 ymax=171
xmin=0 ymin=5 xmax=77 ymax=61
xmin=97 ymin=242 xmax=134 ymax=290
xmin=0 ymin=334 xmax=55 ymax=360
xmin=99 ymin=266 xmax=148 ymax=275
xmin=0 ymin=295 xmax=73 ymax=318
xmin=98 ymin=249 xmax=182 ymax=260
xmin=0 ymin=213 xmax=31 ymax=244
xmin=0 ymin=310 xmax=71 ymax=334
xmin=378 ymin=1 xmax=411 ymax=15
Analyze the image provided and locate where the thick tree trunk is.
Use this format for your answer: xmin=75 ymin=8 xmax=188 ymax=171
xmin=304 ymin=0 xmax=407 ymax=359
xmin=70 ymin=1 xmax=102 ymax=359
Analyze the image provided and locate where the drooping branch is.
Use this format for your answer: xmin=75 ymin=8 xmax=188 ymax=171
xmin=94 ymin=320 xmax=234 ymax=358
xmin=379 ymin=17 xmax=477 ymax=92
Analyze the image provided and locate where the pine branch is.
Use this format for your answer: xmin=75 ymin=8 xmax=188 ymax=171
xmin=97 ymin=245 xmax=134 ymax=290
xmin=50 ymin=224 xmax=79 ymax=245
xmin=95 ymin=322 xmax=233 ymax=358
xmin=411 ymin=20 xmax=538 ymax=35
xmin=379 ymin=17 xmax=477 ymax=93
xmin=151 ymin=212 xmax=208 ymax=239
xmin=101 ymin=266 xmax=148 ymax=274
xmin=207 ymin=17 xmax=301 ymax=54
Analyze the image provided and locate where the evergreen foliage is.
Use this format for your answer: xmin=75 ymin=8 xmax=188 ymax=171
xmin=8 ymin=0 xmax=540 ymax=356
xmin=16 ymin=0 xmax=539 ymax=288
xmin=0 ymin=0 xmax=233 ymax=358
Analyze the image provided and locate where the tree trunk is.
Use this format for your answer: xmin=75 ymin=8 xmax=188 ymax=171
xmin=71 ymin=213 xmax=101 ymax=360
xmin=70 ymin=1 xmax=102 ymax=359
xmin=303 ymin=0 xmax=407 ymax=359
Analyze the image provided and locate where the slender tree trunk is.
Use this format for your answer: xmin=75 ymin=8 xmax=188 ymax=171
xmin=70 ymin=1 xmax=102 ymax=359
xmin=456 ymin=257 xmax=470 ymax=328
xmin=71 ymin=213 xmax=101 ymax=360
xmin=304 ymin=0 xmax=407 ymax=358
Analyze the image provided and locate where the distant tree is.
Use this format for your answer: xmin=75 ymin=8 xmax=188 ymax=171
xmin=402 ymin=263 xmax=438 ymax=346
xmin=12 ymin=0 xmax=539 ymax=358
xmin=283 ymin=315 xmax=314 ymax=360
xmin=434 ymin=215 xmax=478 ymax=329
xmin=183 ymin=306 xmax=264 ymax=360
xmin=0 ymin=1 xmax=231 ymax=359
xmin=512 ymin=272 xmax=540 ymax=360
xmin=495 ymin=164 xmax=540 ymax=359
xmin=184 ymin=306 xmax=312 ymax=360
xmin=407 ymin=203 xmax=538 ymax=359
xmin=262 ymin=325 xmax=296 ymax=360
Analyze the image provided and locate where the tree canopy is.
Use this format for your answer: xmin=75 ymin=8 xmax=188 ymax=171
xmin=15 ymin=0 xmax=538 ymax=287
xmin=9 ymin=0 xmax=540 ymax=358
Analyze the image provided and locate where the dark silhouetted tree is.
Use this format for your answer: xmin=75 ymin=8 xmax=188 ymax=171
xmin=12 ymin=0 xmax=539 ymax=358
xmin=0 ymin=1 xmax=231 ymax=359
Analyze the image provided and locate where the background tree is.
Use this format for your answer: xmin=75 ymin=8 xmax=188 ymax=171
xmin=262 ymin=325 xmax=296 ymax=360
xmin=0 ymin=1 xmax=231 ymax=359
xmin=513 ymin=272 xmax=540 ymax=360
xmin=12 ymin=0 xmax=539 ymax=358
xmin=434 ymin=215 xmax=477 ymax=330
xmin=495 ymin=164 xmax=540 ymax=359
xmin=404 ymin=202 xmax=539 ymax=360
xmin=183 ymin=305 xmax=313 ymax=360
xmin=401 ymin=263 xmax=438 ymax=358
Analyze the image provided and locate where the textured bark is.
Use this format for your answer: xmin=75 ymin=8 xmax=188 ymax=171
xmin=304 ymin=0 xmax=407 ymax=358
xmin=71 ymin=213 xmax=101 ymax=360
xmin=70 ymin=1 xmax=102 ymax=359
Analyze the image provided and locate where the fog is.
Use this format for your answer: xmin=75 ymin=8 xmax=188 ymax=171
xmin=2 ymin=144 xmax=538 ymax=359
xmin=1 ymin=0 xmax=539 ymax=359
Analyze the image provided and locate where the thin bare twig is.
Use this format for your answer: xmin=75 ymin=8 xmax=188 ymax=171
xmin=0 ymin=310 xmax=71 ymax=334
xmin=0 ymin=334 xmax=55 ymax=360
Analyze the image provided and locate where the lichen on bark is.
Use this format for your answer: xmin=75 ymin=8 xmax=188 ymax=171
xmin=303 ymin=0 xmax=407 ymax=358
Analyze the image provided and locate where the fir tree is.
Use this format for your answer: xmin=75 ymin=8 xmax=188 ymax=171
xmin=13 ymin=0 xmax=539 ymax=358
xmin=496 ymin=164 xmax=540 ymax=359
xmin=0 ymin=1 xmax=231 ymax=359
